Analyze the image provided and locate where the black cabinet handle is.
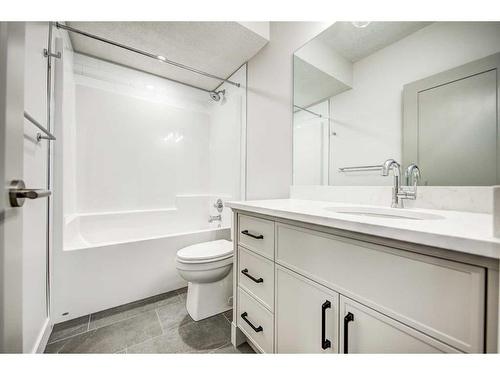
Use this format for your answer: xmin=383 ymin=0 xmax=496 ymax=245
xmin=321 ymin=300 xmax=332 ymax=350
xmin=241 ymin=312 xmax=263 ymax=333
xmin=241 ymin=268 xmax=264 ymax=283
xmin=343 ymin=312 xmax=354 ymax=354
xmin=241 ymin=230 xmax=264 ymax=240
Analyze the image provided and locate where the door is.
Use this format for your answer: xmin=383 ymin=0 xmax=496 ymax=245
xmin=339 ymin=296 xmax=460 ymax=354
xmin=1 ymin=21 xmax=53 ymax=353
xmin=275 ymin=265 xmax=339 ymax=353
xmin=0 ymin=22 xmax=26 ymax=353
xmin=22 ymin=21 xmax=52 ymax=353
xmin=403 ymin=52 xmax=500 ymax=186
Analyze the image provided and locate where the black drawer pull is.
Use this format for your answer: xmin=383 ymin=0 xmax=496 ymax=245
xmin=241 ymin=268 xmax=264 ymax=283
xmin=321 ymin=300 xmax=332 ymax=350
xmin=241 ymin=230 xmax=264 ymax=240
xmin=241 ymin=312 xmax=263 ymax=332
xmin=343 ymin=312 xmax=354 ymax=354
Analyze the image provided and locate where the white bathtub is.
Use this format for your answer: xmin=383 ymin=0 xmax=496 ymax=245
xmin=53 ymin=196 xmax=232 ymax=323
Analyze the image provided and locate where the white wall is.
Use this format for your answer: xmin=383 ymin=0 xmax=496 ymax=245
xmin=295 ymin=38 xmax=352 ymax=88
xmin=246 ymin=22 xmax=332 ymax=200
xmin=329 ymin=22 xmax=500 ymax=186
xmin=209 ymin=65 xmax=247 ymax=201
xmin=238 ymin=22 xmax=270 ymax=41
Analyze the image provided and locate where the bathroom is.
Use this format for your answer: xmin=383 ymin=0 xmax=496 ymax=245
xmin=1 ymin=1 xmax=500 ymax=373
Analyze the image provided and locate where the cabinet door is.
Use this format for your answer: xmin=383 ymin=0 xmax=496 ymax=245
xmin=339 ymin=296 xmax=460 ymax=354
xmin=276 ymin=265 xmax=339 ymax=353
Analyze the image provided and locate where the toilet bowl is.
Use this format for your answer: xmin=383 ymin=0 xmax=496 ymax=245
xmin=176 ymin=239 xmax=233 ymax=321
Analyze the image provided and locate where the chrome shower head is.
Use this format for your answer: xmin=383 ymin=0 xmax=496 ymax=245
xmin=209 ymin=89 xmax=225 ymax=102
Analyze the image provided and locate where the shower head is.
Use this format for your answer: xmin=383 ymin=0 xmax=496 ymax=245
xmin=209 ymin=89 xmax=225 ymax=102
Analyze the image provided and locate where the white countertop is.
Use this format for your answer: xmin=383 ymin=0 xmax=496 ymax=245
xmin=227 ymin=199 xmax=500 ymax=260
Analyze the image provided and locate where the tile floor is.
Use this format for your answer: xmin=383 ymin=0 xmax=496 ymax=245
xmin=44 ymin=287 xmax=254 ymax=354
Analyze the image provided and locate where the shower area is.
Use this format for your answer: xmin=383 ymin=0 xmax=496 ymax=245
xmin=50 ymin=23 xmax=251 ymax=322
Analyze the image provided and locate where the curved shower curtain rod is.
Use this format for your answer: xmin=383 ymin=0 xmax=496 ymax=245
xmin=55 ymin=22 xmax=241 ymax=91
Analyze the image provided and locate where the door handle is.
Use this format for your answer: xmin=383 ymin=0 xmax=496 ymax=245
xmin=321 ymin=300 xmax=332 ymax=350
xmin=9 ymin=180 xmax=51 ymax=207
xmin=241 ymin=268 xmax=264 ymax=283
xmin=343 ymin=312 xmax=354 ymax=354
xmin=240 ymin=312 xmax=263 ymax=332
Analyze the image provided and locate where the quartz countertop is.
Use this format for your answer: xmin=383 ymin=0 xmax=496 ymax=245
xmin=227 ymin=199 xmax=500 ymax=260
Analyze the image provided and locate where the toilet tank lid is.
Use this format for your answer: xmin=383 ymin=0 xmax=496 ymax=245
xmin=177 ymin=239 xmax=233 ymax=261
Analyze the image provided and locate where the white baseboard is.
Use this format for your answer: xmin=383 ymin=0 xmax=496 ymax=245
xmin=34 ymin=317 xmax=53 ymax=353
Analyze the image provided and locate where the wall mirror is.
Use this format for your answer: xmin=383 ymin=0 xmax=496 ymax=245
xmin=293 ymin=22 xmax=500 ymax=186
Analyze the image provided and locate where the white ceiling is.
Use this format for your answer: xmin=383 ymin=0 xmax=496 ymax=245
xmin=66 ymin=22 xmax=268 ymax=91
xmin=317 ymin=22 xmax=432 ymax=62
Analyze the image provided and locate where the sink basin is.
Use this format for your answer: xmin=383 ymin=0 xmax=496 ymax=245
xmin=325 ymin=206 xmax=444 ymax=221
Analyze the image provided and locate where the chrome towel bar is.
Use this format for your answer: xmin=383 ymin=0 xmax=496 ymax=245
xmin=338 ymin=165 xmax=383 ymax=172
xmin=24 ymin=111 xmax=56 ymax=142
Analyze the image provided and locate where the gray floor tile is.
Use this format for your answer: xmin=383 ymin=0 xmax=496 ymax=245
xmin=128 ymin=314 xmax=231 ymax=353
xmin=127 ymin=330 xmax=197 ymax=353
xmin=48 ymin=315 xmax=89 ymax=344
xmin=90 ymin=290 xmax=179 ymax=330
xmin=44 ymin=288 xmax=251 ymax=355
xmin=177 ymin=314 xmax=231 ymax=351
xmin=212 ymin=342 xmax=255 ymax=354
xmin=44 ymin=338 xmax=70 ymax=353
xmin=55 ymin=310 xmax=162 ymax=353
xmin=156 ymin=299 xmax=193 ymax=331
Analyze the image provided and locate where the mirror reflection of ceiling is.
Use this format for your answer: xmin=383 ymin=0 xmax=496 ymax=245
xmin=66 ymin=22 xmax=268 ymax=91
xmin=318 ymin=22 xmax=432 ymax=62
xmin=294 ymin=22 xmax=431 ymax=107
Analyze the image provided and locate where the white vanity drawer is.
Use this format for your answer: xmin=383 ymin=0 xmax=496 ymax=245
xmin=237 ymin=287 xmax=274 ymax=353
xmin=238 ymin=214 xmax=275 ymax=259
xmin=276 ymin=223 xmax=485 ymax=353
xmin=238 ymin=246 xmax=274 ymax=312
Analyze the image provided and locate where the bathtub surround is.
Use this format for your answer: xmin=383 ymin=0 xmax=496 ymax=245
xmin=45 ymin=287 xmax=254 ymax=354
xmin=51 ymin=27 xmax=246 ymax=323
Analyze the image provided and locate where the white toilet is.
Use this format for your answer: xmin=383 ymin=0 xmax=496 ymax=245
xmin=176 ymin=239 xmax=233 ymax=321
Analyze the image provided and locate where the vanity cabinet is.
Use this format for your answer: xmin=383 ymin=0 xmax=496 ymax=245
xmin=339 ymin=296 xmax=460 ymax=353
xmin=233 ymin=212 xmax=494 ymax=354
xmin=276 ymin=265 xmax=339 ymax=353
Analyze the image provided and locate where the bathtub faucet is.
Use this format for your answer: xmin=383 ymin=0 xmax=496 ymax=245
xmin=209 ymin=214 xmax=222 ymax=223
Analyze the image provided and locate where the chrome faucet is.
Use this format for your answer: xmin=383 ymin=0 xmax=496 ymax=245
xmin=381 ymin=159 xmax=402 ymax=208
xmin=209 ymin=198 xmax=224 ymax=226
xmin=213 ymin=198 xmax=224 ymax=213
xmin=209 ymin=214 xmax=222 ymax=223
xmin=381 ymin=159 xmax=420 ymax=208
xmin=400 ymin=163 xmax=420 ymax=200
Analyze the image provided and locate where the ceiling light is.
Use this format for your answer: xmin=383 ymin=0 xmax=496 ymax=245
xmin=352 ymin=21 xmax=371 ymax=28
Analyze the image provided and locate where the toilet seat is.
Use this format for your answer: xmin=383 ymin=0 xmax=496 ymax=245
xmin=176 ymin=239 xmax=233 ymax=264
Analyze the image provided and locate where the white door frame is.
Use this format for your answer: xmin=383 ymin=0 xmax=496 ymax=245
xmin=0 ymin=22 xmax=25 ymax=353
